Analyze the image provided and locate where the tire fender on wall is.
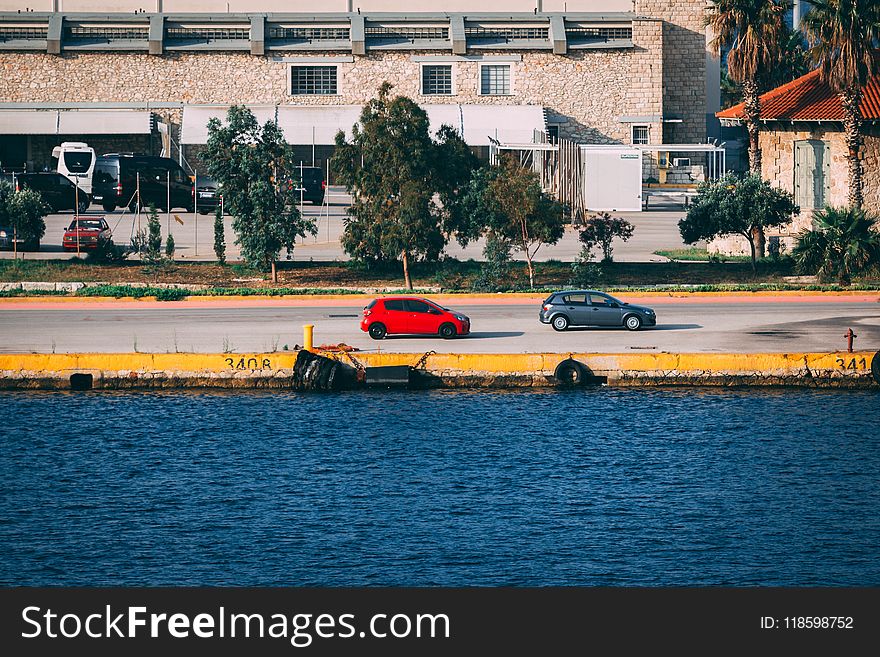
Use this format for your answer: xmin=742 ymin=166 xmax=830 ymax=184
xmin=872 ymin=351 xmax=880 ymax=385
xmin=554 ymin=358 xmax=586 ymax=387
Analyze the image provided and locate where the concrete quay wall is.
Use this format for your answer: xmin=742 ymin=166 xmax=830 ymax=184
xmin=0 ymin=351 xmax=877 ymax=390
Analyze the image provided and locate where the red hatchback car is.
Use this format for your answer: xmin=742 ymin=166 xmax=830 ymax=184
xmin=62 ymin=217 xmax=112 ymax=251
xmin=361 ymin=297 xmax=470 ymax=340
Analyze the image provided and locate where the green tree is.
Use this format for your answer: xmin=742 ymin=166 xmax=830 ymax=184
xmin=792 ymin=206 xmax=880 ymax=283
xmin=0 ymin=180 xmax=47 ymax=253
xmin=707 ymin=0 xmax=791 ymax=173
xmin=165 ymin=233 xmax=175 ymax=259
xmin=472 ymin=235 xmax=513 ymax=292
xmin=213 ymin=206 xmax=226 ymax=265
xmin=708 ymin=1 xmax=792 ymax=259
xmin=145 ymin=204 xmax=162 ymax=264
xmin=455 ymin=154 xmax=565 ymax=289
xmin=332 ymin=83 xmax=474 ymax=289
xmin=679 ymin=172 xmax=800 ymax=271
xmin=206 ymin=105 xmax=316 ymax=281
xmin=802 ymin=0 xmax=880 ymax=209
xmin=578 ymin=212 xmax=635 ymax=263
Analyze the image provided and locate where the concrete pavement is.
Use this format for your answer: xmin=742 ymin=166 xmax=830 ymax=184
xmin=0 ymin=187 xmax=690 ymax=263
xmin=1 ymin=299 xmax=877 ymax=355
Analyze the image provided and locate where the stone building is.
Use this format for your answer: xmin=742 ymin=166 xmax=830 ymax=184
xmin=0 ymin=0 xmax=714 ymax=176
xmin=715 ymin=69 xmax=880 ymax=254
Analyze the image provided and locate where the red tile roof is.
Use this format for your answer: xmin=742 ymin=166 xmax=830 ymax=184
xmin=716 ymin=69 xmax=880 ymax=121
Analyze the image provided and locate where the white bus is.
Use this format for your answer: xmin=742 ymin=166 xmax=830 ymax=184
xmin=51 ymin=142 xmax=96 ymax=194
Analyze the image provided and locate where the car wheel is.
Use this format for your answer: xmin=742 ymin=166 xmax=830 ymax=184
xmin=77 ymin=198 xmax=89 ymax=214
xmin=552 ymin=315 xmax=569 ymax=332
xmin=439 ymin=323 xmax=457 ymax=339
xmin=368 ymin=323 xmax=387 ymax=340
xmin=625 ymin=314 xmax=642 ymax=331
xmin=102 ymin=203 xmax=116 ymax=213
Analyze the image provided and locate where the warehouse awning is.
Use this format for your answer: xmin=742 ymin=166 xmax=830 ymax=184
xmin=0 ymin=109 xmax=153 ymax=135
xmin=181 ymin=103 xmax=546 ymax=147
xmin=180 ymin=105 xmax=279 ymax=145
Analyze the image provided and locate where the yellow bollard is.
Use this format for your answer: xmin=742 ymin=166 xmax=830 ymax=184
xmin=303 ymin=324 xmax=314 ymax=352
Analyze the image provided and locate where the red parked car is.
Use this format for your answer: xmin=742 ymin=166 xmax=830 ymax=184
xmin=361 ymin=297 xmax=470 ymax=340
xmin=62 ymin=217 xmax=112 ymax=251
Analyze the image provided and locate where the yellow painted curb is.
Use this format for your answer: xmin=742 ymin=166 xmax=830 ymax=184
xmin=0 ymin=351 xmax=874 ymax=376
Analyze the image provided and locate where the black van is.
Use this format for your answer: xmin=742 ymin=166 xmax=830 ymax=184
xmin=92 ymin=154 xmax=193 ymax=213
xmin=14 ymin=172 xmax=90 ymax=213
xmin=285 ymin=165 xmax=326 ymax=205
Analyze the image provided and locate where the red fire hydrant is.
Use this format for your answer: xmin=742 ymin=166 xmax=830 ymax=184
xmin=844 ymin=328 xmax=857 ymax=353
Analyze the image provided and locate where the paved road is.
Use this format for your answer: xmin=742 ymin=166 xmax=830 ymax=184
xmin=1 ymin=300 xmax=877 ymax=354
xmin=0 ymin=187 xmax=690 ymax=263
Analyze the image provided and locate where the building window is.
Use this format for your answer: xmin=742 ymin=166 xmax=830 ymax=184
xmin=421 ymin=64 xmax=453 ymax=96
xmin=290 ymin=66 xmax=337 ymax=95
xmin=480 ymin=64 xmax=511 ymax=95
xmin=631 ymin=125 xmax=649 ymax=145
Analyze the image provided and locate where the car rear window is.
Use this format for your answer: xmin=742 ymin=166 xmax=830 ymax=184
xmin=63 ymin=151 xmax=93 ymax=173
xmin=94 ymin=162 xmax=117 ymax=185
xmin=384 ymin=300 xmax=405 ymax=311
xmin=366 ymin=299 xmax=377 ymax=310
xmin=299 ymin=168 xmax=323 ymax=184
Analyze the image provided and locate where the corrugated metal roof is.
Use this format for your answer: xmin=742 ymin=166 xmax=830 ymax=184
xmin=717 ymin=69 xmax=880 ymax=122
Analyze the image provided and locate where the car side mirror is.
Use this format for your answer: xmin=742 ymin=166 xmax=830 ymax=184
xmin=610 ymin=302 xmax=619 ymax=308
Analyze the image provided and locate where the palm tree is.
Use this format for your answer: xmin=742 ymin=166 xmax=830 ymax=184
xmin=707 ymin=1 xmax=791 ymax=173
xmin=802 ymin=0 xmax=880 ymax=209
xmin=707 ymin=1 xmax=790 ymax=257
xmin=792 ymin=206 xmax=880 ymax=283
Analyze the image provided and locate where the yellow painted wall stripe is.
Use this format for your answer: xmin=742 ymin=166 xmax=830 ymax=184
xmin=0 ymin=352 xmax=874 ymax=375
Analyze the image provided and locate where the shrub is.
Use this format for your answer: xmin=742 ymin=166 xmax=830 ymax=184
xmin=213 ymin=206 xmax=226 ymax=265
xmin=145 ymin=204 xmax=162 ymax=264
xmin=472 ymin=236 xmax=513 ymax=292
xmin=569 ymin=246 xmax=604 ymax=288
xmin=578 ymin=212 xmax=634 ymax=263
xmin=0 ymin=180 xmax=48 ymax=249
xmin=792 ymin=206 xmax=880 ymax=284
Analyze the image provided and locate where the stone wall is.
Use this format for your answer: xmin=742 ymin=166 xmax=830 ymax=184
xmin=635 ymin=0 xmax=708 ymax=144
xmin=711 ymin=124 xmax=880 ymax=256
xmin=0 ymin=48 xmax=647 ymax=146
xmin=0 ymin=7 xmax=684 ymax=151
xmin=761 ymin=124 xmax=880 ymax=213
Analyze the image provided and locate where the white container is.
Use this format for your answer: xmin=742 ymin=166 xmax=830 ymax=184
xmin=580 ymin=145 xmax=643 ymax=212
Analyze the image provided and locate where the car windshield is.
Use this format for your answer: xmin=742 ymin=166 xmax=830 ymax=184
xmin=69 ymin=220 xmax=104 ymax=230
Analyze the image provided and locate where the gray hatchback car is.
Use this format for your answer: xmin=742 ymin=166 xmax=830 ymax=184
xmin=539 ymin=290 xmax=656 ymax=331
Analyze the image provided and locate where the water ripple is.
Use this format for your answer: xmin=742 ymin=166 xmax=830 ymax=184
xmin=0 ymin=387 xmax=878 ymax=586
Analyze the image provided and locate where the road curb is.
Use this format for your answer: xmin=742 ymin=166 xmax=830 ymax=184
xmin=1 ymin=351 xmax=875 ymax=390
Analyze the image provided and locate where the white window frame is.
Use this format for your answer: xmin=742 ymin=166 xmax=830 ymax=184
xmin=289 ymin=64 xmax=339 ymax=96
xmin=420 ymin=62 xmax=456 ymax=96
xmin=478 ymin=62 xmax=514 ymax=96
xmin=631 ymin=124 xmax=650 ymax=145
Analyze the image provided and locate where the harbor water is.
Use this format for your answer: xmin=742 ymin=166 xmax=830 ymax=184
xmin=1 ymin=388 xmax=878 ymax=586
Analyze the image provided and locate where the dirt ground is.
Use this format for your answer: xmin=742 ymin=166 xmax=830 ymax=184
xmin=2 ymin=256 xmax=876 ymax=290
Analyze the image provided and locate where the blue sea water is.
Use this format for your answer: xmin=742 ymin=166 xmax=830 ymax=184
xmin=0 ymin=388 xmax=878 ymax=586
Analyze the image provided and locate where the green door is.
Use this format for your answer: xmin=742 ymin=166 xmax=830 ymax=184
xmin=794 ymin=140 xmax=830 ymax=210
